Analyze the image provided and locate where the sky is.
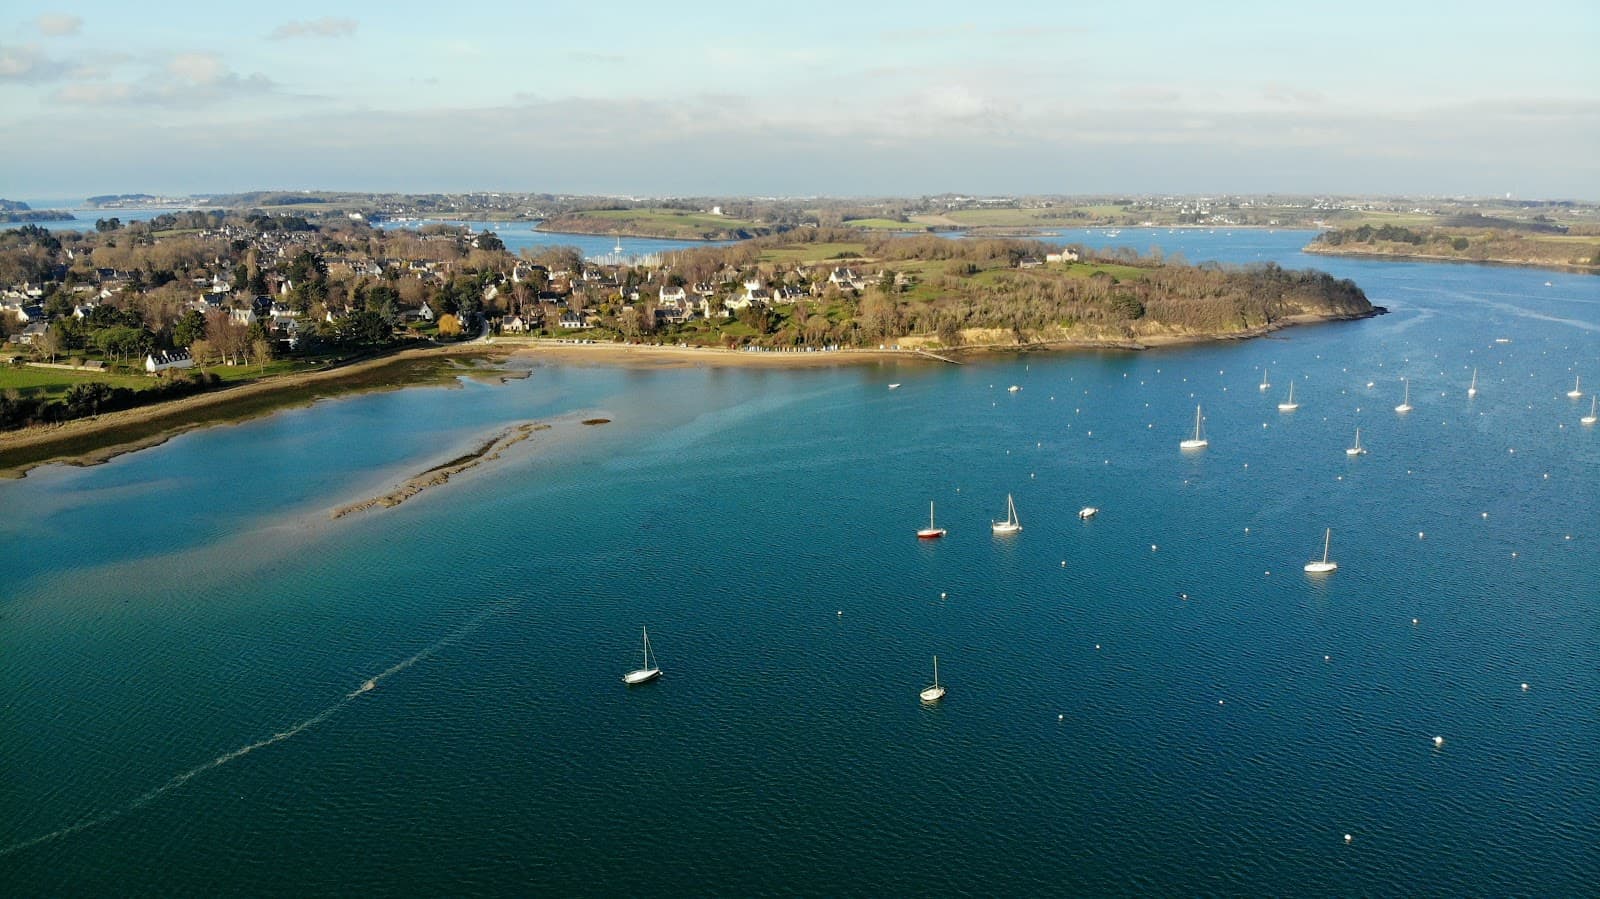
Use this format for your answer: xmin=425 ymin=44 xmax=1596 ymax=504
xmin=2 ymin=1 xmax=1597 ymax=200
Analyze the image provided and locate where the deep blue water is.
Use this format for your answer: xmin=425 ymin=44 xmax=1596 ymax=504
xmin=2 ymin=231 xmax=1597 ymax=895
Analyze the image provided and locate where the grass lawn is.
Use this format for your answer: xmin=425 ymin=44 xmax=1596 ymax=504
xmin=758 ymin=242 xmax=869 ymax=263
xmin=207 ymin=359 xmax=310 ymax=383
xmin=0 ymin=365 xmax=150 ymax=399
xmin=843 ymin=218 xmax=928 ymax=231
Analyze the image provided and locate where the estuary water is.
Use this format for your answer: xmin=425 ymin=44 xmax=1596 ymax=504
xmin=2 ymin=231 xmax=1596 ymax=895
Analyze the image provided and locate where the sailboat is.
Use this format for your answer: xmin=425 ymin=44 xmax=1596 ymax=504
xmin=1259 ymin=368 xmax=1270 ymax=391
xmin=1568 ymin=375 xmax=1583 ymax=399
xmin=622 ymin=627 xmax=662 ymax=685
xmin=1277 ymin=381 xmax=1299 ymax=412
xmin=1346 ymin=427 xmax=1366 ymax=456
xmin=1467 ymin=368 xmax=1478 ymax=398
xmin=991 ymin=494 xmax=1022 ymax=534
xmin=1582 ymin=395 xmax=1597 ymax=426
xmin=917 ymin=501 xmax=947 ymax=539
xmin=920 ymin=655 xmax=946 ymax=703
xmin=1395 ymin=378 xmax=1413 ymax=414
xmin=1304 ymin=528 xmax=1338 ymax=573
xmin=1179 ymin=404 xmax=1209 ymax=449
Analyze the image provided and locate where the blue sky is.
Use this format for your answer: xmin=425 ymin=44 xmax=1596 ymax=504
xmin=2 ymin=1 xmax=1596 ymax=199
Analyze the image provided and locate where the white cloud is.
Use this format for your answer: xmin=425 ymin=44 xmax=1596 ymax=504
xmin=0 ymin=43 xmax=67 ymax=82
xmin=53 ymin=52 xmax=276 ymax=106
xmin=269 ymin=17 xmax=358 ymax=40
xmin=36 ymin=13 xmax=83 ymax=37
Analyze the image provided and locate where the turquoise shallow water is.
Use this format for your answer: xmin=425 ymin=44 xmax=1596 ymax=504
xmin=2 ymin=231 xmax=1597 ymax=895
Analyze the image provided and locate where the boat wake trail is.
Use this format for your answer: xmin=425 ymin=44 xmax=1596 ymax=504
xmin=0 ymin=600 xmax=516 ymax=859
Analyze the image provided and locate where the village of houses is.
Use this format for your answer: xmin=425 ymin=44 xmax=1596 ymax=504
xmin=4 ymin=212 xmax=1091 ymax=387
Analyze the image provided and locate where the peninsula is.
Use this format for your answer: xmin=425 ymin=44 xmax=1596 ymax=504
xmin=0 ymin=199 xmax=74 ymax=224
xmin=4 ymin=210 xmax=1376 ymax=474
xmin=1306 ymin=219 xmax=1600 ymax=272
xmin=536 ymin=208 xmax=771 ymax=241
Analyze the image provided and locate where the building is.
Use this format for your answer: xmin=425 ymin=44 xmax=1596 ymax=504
xmin=145 ymin=350 xmax=195 ymax=373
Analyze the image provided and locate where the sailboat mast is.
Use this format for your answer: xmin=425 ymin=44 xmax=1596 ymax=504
xmin=1322 ymin=528 xmax=1332 ymax=564
xmin=933 ymin=655 xmax=939 ymax=686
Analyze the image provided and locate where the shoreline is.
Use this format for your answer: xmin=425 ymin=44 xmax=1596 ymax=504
xmin=0 ymin=345 xmax=503 ymax=479
xmin=1304 ymin=244 xmax=1600 ymax=274
xmin=0 ymin=310 xmax=1375 ymax=478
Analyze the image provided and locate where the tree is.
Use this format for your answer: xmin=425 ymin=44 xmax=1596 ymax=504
xmin=35 ymin=323 xmax=65 ymax=363
xmin=803 ymin=314 xmax=831 ymax=346
xmin=173 ymin=309 xmax=207 ymax=347
xmin=251 ymin=338 xmax=273 ymax=371
xmin=617 ymin=306 xmax=644 ymax=338
xmin=189 ymin=338 xmax=216 ymax=366
xmin=436 ymin=313 xmax=463 ymax=338
xmin=63 ymin=381 xmax=115 ymax=416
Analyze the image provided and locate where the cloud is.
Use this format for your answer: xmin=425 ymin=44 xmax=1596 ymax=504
xmin=269 ymin=17 xmax=357 ymax=40
xmin=0 ymin=43 xmax=68 ymax=82
xmin=53 ymin=52 xmax=277 ymax=106
xmin=36 ymin=13 xmax=83 ymax=37
xmin=1263 ymin=82 xmax=1325 ymax=106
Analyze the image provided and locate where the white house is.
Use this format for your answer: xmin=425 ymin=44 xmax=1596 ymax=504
xmin=1045 ymin=248 xmax=1080 ymax=263
xmin=145 ymin=350 xmax=195 ymax=373
xmin=558 ymin=310 xmax=592 ymax=330
xmin=502 ymin=315 xmax=528 ymax=334
xmin=828 ymin=267 xmax=867 ymax=291
xmin=659 ymin=285 xmax=687 ymax=305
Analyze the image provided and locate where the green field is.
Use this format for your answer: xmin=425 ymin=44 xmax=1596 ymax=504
xmin=758 ymin=242 xmax=869 ymax=263
xmin=0 ymin=366 xmax=151 ymax=399
xmin=842 ymin=218 xmax=929 ymax=231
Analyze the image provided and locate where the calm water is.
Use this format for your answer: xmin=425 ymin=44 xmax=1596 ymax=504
xmin=2 ymin=231 xmax=1597 ymax=895
xmin=372 ymin=217 xmax=731 ymax=260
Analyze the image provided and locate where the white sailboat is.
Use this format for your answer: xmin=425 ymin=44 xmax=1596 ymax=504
xmin=1582 ymin=395 xmax=1597 ymax=426
xmin=1395 ymin=378 xmax=1413 ymax=414
xmin=1277 ymin=381 xmax=1299 ymax=412
xmin=1078 ymin=506 xmax=1099 ymax=520
xmin=1467 ymin=368 xmax=1478 ymax=398
xmin=1346 ymin=427 xmax=1366 ymax=456
xmin=917 ymin=501 xmax=947 ymax=539
xmin=991 ymin=494 xmax=1022 ymax=534
xmin=1259 ymin=368 xmax=1270 ymax=391
xmin=920 ymin=655 xmax=946 ymax=703
xmin=1568 ymin=375 xmax=1583 ymax=399
xmin=622 ymin=627 xmax=662 ymax=685
xmin=1304 ymin=528 xmax=1338 ymax=573
xmin=1179 ymin=404 xmax=1209 ymax=449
